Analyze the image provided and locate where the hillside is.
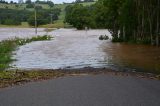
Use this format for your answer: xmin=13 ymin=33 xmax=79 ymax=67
xmin=0 ymin=1 xmax=96 ymax=28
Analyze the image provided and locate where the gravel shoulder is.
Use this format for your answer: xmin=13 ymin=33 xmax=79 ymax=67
xmin=0 ymin=71 xmax=160 ymax=106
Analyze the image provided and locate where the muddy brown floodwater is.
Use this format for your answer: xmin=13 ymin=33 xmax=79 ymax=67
xmin=102 ymin=42 xmax=160 ymax=74
xmin=0 ymin=28 xmax=160 ymax=74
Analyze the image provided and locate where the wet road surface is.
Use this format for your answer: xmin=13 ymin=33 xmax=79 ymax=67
xmin=0 ymin=74 xmax=160 ymax=106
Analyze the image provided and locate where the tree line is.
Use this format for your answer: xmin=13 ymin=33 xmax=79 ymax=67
xmin=65 ymin=0 xmax=160 ymax=46
xmin=75 ymin=0 xmax=94 ymax=3
xmin=0 ymin=8 xmax=61 ymax=26
xmin=0 ymin=0 xmax=19 ymax=4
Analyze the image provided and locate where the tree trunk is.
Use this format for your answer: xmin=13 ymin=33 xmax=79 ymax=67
xmin=156 ymin=0 xmax=159 ymax=46
xmin=123 ymin=26 xmax=126 ymax=40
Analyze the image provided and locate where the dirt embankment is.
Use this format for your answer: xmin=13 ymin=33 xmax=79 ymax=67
xmin=0 ymin=68 xmax=160 ymax=89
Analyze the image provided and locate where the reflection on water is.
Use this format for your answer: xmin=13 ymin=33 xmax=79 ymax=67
xmin=0 ymin=28 xmax=160 ymax=73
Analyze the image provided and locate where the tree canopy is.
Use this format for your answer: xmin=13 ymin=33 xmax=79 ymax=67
xmin=65 ymin=0 xmax=160 ymax=46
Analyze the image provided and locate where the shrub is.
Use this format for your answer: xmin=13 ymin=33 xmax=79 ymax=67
xmin=26 ymin=4 xmax=34 ymax=8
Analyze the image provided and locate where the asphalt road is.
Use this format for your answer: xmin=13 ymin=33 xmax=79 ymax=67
xmin=0 ymin=74 xmax=160 ymax=106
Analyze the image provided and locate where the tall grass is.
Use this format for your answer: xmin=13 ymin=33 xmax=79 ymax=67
xmin=0 ymin=35 xmax=53 ymax=70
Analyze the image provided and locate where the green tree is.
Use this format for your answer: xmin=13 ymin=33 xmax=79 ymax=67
xmin=65 ymin=4 xmax=95 ymax=29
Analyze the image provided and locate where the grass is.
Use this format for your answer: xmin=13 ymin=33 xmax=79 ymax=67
xmin=0 ymin=3 xmax=49 ymax=10
xmin=0 ymin=22 xmax=30 ymax=28
xmin=0 ymin=70 xmax=64 ymax=88
xmin=0 ymin=69 xmax=159 ymax=88
xmin=80 ymin=2 xmax=96 ymax=6
xmin=0 ymin=35 xmax=53 ymax=70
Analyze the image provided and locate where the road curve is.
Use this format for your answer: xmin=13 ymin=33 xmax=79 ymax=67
xmin=0 ymin=74 xmax=160 ymax=106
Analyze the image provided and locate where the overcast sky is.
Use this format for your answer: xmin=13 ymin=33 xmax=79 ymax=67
xmin=6 ymin=0 xmax=75 ymax=4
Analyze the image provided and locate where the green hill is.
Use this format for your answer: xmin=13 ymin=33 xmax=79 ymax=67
xmin=0 ymin=2 xmax=96 ymax=28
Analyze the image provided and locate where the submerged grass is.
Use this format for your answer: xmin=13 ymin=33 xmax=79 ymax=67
xmin=0 ymin=35 xmax=53 ymax=70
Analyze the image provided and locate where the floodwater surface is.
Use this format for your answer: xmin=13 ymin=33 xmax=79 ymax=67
xmin=0 ymin=28 xmax=48 ymax=41
xmin=0 ymin=28 xmax=160 ymax=73
xmin=11 ymin=28 xmax=111 ymax=69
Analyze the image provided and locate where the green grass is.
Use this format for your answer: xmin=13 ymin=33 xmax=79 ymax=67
xmin=0 ymin=3 xmax=26 ymax=10
xmin=80 ymin=2 xmax=96 ymax=6
xmin=0 ymin=3 xmax=49 ymax=10
xmin=0 ymin=22 xmax=30 ymax=28
xmin=0 ymin=35 xmax=53 ymax=70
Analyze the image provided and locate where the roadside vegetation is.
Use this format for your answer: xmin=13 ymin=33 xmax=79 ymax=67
xmin=65 ymin=0 xmax=160 ymax=46
xmin=0 ymin=70 xmax=65 ymax=88
xmin=0 ymin=35 xmax=53 ymax=70
xmin=0 ymin=69 xmax=159 ymax=88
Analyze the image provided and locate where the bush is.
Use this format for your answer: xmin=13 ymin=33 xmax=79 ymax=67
xmin=4 ymin=19 xmax=21 ymax=25
xmin=27 ymin=15 xmax=48 ymax=26
xmin=112 ymin=37 xmax=124 ymax=42
xmin=99 ymin=35 xmax=109 ymax=40
xmin=0 ymin=9 xmax=31 ymax=25
xmin=26 ymin=4 xmax=34 ymax=8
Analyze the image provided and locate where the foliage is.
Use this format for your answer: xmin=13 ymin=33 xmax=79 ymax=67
xmin=0 ymin=9 xmax=31 ymax=25
xmin=25 ymin=0 xmax=32 ymax=4
xmin=26 ymin=3 xmax=34 ymax=8
xmin=75 ymin=0 xmax=94 ymax=3
xmin=65 ymin=0 xmax=160 ymax=46
xmin=35 ymin=0 xmax=54 ymax=8
xmin=0 ymin=0 xmax=8 ymax=4
xmin=65 ymin=4 xmax=95 ymax=29
xmin=99 ymin=35 xmax=109 ymax=40
xmin=0 ymin=8 xmax=61 ymax=26
xmin=27 ymin=8 xmax=61 ymax=26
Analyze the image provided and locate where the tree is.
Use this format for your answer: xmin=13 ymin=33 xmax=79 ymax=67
xmin=75 ymin=0 xmax=82 ymax=3
xmin=84 ymin=0 xmax=94 ymax=2
xmin=10 ymin=1 xmax=13 ymax=4
xmin=65 ymin=4 xmax=95 ymax=29
xmin=47 ymin=1 xmax=54 ymax=8
xmin=25 ymin=0 xmax=31 ymax=4
xmin=26 ymin=4 xmax=34 ymax=8
xmin=65 ymin=0 xmax=160 ymax=45
xmin=27 ymin=14 xmax=48 ymax=26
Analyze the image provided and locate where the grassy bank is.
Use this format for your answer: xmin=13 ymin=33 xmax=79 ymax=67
xmin=0 ymin=35 xmax=53 ymax=70
xmin=0 ymin=68 xmax=160 ymax=88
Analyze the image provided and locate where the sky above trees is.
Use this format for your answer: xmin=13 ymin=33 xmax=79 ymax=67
xmin=6 ymin=0 xmax=75 ymax=4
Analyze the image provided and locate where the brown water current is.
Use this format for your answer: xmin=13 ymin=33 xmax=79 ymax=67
xmin=0 ymin=28 xmax=160 ymax=73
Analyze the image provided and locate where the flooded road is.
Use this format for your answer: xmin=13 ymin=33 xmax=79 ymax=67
xmin=11 ymin=28 xmax=111 ymax=69
xmin=0 ymin=28 xmax=160 ymax=73
xmin=0 ymin=28 xmax=48 ymax=41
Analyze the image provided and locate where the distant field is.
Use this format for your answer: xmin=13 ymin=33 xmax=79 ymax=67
xmin=0 ymin=3 xmax=26 ymax=10
xmin=0 ymin=2 xmax=96 ymax=28
xmin=80 ymin=2 xmax=96 ymax=6
xmin=0 ymin=3 xmax=50 ymax=10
